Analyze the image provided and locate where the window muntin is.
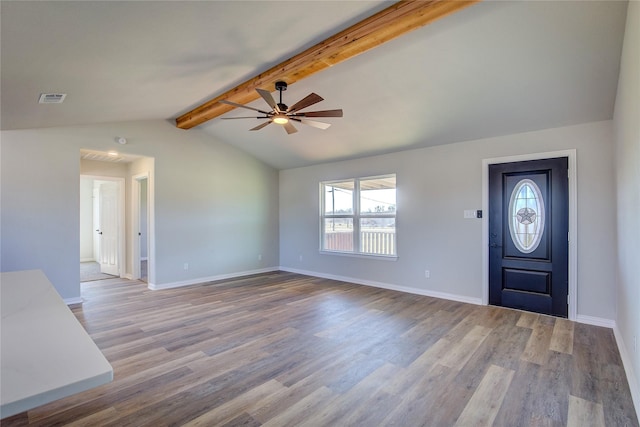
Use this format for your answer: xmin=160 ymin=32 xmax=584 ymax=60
xmin=508 ymin=179 xmax=545 ymax=253
xmin=321 ymin=175 xmax=396 ymax=257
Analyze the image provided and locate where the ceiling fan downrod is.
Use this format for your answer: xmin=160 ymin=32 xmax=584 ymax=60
xmin=275 ymin=81 xmax=288 ymax=111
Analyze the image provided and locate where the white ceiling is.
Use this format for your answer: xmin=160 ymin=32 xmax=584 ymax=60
xmin=1 ymin=1 xmax=628 ymax=170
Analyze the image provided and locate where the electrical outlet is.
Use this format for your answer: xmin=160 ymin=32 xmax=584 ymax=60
xmin=258 ymin=254 xmax=262 ymax=261
xmin=183 ymin=263 xmax=189 ymax=270
xmin=299 ymin=254 xmax=303 ymax=262
xmin=425 ymin=270 xmax=430 ymax=279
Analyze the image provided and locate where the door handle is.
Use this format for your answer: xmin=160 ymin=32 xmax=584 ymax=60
xmin=489 ymin=243 xmax=502 ymax=248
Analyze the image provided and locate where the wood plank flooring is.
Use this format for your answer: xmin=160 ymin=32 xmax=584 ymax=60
xmin=3 ymin=272 xmax=638 ymax=426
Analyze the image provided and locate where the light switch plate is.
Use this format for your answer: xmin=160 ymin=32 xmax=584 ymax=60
xmin=464 ymin=210 xmax=476 ymax=219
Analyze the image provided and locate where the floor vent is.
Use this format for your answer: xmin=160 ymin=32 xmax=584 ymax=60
xmin=38 ymin=93 xmax=66 ymax=104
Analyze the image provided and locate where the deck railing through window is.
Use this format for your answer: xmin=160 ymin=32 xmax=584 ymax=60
xmin=324 ymin=230 xmax=395 ymax=255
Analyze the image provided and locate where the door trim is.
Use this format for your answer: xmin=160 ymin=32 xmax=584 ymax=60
xmin=482 ymin=149 xmax=577 ymax=320
xmin=131 ymin=173 xmax=145 ymax=281
xmin=131 ymin=171 xmax=154 ymax=285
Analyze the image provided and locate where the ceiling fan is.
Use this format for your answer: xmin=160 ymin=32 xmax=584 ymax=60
xmin=219 ymin=81 xmax=343 ymax=134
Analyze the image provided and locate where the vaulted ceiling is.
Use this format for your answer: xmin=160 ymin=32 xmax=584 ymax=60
xmin=1 ymin=1 xmax=628 ymax=169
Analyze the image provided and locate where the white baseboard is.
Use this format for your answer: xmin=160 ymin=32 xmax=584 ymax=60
xmin=279 ymin=267 xmax=483 ymax=305
xmin=148 ymin=267 xmax=279 ymax=291
xmin=613 ymin=325 xmax=640 ymax=423
xmin=575 ymin=314 xmax=616 ymax=328
xmin=64 ymin=297 xmax=83 ymax=306
xmin=80 ymin=258 xmax=95 ymax=263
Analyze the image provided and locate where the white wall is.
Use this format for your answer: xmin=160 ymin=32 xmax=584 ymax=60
xmin=280 ymin=120 xmax=617 ymax=321
xmin=613 ymin=0 xmax=640 ymax=413
xmin=0 ymin=120 xmax=280 ymax=300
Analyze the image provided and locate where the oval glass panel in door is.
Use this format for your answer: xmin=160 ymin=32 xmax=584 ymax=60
xmin=508 ymin=179 xmax=545 ymax=253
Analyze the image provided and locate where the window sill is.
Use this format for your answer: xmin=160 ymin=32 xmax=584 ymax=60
xmin=319 ymin=250 xmax=398 ymax=261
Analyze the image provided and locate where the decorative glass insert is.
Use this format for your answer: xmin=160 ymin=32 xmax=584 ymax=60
xmin=508 ymin=179 xmax=545 ymax=253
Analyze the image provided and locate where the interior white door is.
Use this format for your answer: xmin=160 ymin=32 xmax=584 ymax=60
xmin=98 ymin=182 xmax=119 ymax=276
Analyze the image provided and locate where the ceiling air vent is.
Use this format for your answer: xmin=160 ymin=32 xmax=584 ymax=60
xmin=38 ymin=93 xmax=66 ymax=104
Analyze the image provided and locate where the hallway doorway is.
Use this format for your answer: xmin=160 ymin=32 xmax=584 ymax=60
xmin=80 ymin=176 xmax=125 ymax=282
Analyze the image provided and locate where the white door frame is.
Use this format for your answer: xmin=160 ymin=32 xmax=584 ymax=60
xmin=131 ymin=171 xmax=155 ymax=285
xmin=81 ymin=175 xmax=125 ymax=278
xmin=481 ymin=149 xmax=577 ymax=320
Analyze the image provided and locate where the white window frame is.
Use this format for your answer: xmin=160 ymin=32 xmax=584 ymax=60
xmin=320 ymin=174 xmax=397 ymax=259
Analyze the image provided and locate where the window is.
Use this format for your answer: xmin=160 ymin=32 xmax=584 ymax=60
xmin=508 ymin=179 xmax=545 ymax=253
xmin=321 ymin=174 xmax=396 ymax=257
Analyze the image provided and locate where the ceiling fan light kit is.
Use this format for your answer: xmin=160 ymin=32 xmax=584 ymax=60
xmin=219 ymin=81 xmax=343 ymax=135
xmin=273 ymin=115 xmax=289 ymax=125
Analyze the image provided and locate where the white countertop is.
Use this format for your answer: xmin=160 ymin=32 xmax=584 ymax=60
xmin=1 ymin=270 xmax=113 ymax=419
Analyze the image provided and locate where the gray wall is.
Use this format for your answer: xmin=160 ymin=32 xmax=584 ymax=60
xmin=613 ymin=0 xmax=640 ymax=411
xmin=280 ymin=120 xmax=617 ymax=321
xmin=1 ymin=120 xmax=280 ymax=299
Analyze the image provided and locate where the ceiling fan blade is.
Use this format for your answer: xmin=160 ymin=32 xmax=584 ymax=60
xmin=291 ymin=118 xmax=331 ymax=130
xmin=256 ymin=88 xmax=280 ymax=112
xmin=286 ymin=93 xmax=323 ymax=114
xmin=296 ymin=109 xmax=343 ymax=118
xmin=219 ymin=99 xmax=271 ymax=115
xmin=283 ymin=121 xmax=298 ymax=134
xmin=250 ymin=121 xmax=272 ymax=131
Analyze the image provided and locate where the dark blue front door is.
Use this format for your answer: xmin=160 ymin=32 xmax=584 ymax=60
xmin=489 ymin=157 xmax=569 ymax=317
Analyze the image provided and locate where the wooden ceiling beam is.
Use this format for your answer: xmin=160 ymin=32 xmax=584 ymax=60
xmin=175 ymin=0 xmax=480 ymax=130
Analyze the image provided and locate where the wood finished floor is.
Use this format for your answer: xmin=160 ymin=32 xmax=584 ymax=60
xmin=4 ymin=272 xmax=638 ymax=426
